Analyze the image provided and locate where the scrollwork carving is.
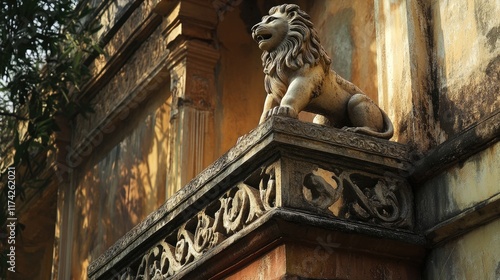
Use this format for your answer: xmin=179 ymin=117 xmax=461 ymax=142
xmin=301 ymin=167 xmax=412 ymax=229
xmin=259 ymin=166 xmax=277 ymax=210
xmin=342 ymin=174 xmax=411 ymax=228
xmin=193 ymin=212 xmax=224 ymax=253
xmin=221 ymin=185 xmax=264 ymax=234
xmin=120 ymin=172 xmax=272 ymax=279
xmin=303 ymin=172 xmax=342 ymax=210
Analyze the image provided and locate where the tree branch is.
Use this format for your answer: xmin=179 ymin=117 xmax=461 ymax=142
xmin=0 ymin=111 xmax=28 ymax=121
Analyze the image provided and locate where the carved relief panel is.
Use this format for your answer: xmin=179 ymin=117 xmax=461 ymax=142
xmin=281 ymin=157 xmax=413 ymax=230
xmin=113 ymin=164 xmax=278 ymax=279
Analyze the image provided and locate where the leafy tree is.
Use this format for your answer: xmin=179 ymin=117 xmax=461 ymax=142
xmin=0 ymin=0 xmax=102 ymax=277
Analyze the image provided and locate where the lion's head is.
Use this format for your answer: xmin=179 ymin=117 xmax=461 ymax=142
xmin=251 ymin=4 xmax=331 ymax=80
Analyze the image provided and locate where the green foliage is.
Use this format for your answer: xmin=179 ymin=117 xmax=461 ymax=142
xmin=0 ymin=0 xmax=102 ymax=277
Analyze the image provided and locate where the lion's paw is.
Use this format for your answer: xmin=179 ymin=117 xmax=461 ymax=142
xmin=267 ymin=106 xmax=298 ymax=119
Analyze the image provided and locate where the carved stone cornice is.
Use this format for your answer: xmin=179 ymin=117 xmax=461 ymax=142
xmin=70 ymin=25 xmax=169 ymax=163
xmin=70 ymin=0 xmax=220 ymax=168
xmin=161 ymin=0 xmax=218 ymax=44
xmin=80 ymin=0 xmax=165 ymax=103
xmin=87 ymin=117 xmax=420 ymax=279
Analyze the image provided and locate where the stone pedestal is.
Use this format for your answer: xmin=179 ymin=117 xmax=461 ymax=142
xmin=88 ymin=117 xmax=425 ymax=279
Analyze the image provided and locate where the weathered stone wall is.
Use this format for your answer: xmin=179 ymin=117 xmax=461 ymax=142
xmin=375 ymin=0 xmax=499 ymax=149
xmin=411 ymin=0 xmax=500 ymax=278
xmin=425 ymin=218 xmax=500 ymax=279
xmin=44 ymin=0 xmax=499 ymax=279
xmin=431 ymin=0 xmax=499 ymax=139
xmin=70 ymin=88 xmax=170 ymax=279
xmin=309 ymin=0 xmax=378 ymax=102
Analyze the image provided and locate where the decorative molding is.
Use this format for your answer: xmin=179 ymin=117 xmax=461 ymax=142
xmin=72 ymin=25 xmax=169 ymax=157
xmin=411 ymin=110 xmax=500 ymax=183
xmin=82 ymin=0 xmax=163 ymax=102
xmin=270 ymin=117 xmax=412 ymax=161
xmin=113 ymin=180 xmax=269 ymax=279
xmin=425 ymin=193 xmax=500 ymax=244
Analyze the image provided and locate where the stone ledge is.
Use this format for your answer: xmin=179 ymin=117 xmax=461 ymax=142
xmin=425 ymin=193 xmax=500 ymax=245
xmin=411 ymin=110 xmax=500 ymax=183
xmin=88 ymin=117 xmax=417 ymax=279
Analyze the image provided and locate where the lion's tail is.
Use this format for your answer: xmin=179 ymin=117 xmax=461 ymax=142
xmin=355 ymin=108 xmax=394 ymax=140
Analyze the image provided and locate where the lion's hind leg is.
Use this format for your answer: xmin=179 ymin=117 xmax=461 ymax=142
xmin=344 ymin=93 xmax=385 ymax=135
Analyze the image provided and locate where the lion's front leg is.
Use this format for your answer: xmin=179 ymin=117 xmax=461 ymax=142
xmin=259 ymin=94 xmax=280 ymax=124
xmin=266 ymin=76 xmax=317 ymax=120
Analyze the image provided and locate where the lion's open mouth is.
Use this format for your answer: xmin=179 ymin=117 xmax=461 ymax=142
xmin=256 ymin=33 xmax=272 ymax=43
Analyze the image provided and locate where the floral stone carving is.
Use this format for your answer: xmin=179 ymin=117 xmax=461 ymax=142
xmin=114 ymin=173 xmax=272 ymax=279
xmin=252 ymin=4 xmax=393 ymax=139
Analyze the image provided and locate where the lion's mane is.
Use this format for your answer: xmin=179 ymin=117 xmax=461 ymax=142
xmin=262 ymin=4 xmax=332 ymax=95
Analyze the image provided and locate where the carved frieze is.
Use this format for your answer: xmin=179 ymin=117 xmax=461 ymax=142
xmin=88 ymin=0 xmax=160 ymax=78
xmin=104 ymin=155 xmax=413 ymax=279
xmin=259 ymin=165 xmax=277 ymax=210
xmin=73 ymin=25 xmax=169 ymax=153
xmin=114 ymin=178 xmax=270 ymax=279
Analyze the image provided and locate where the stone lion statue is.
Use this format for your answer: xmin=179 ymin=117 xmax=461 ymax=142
xmin=251 ymin=4 xmax=393 ymax=139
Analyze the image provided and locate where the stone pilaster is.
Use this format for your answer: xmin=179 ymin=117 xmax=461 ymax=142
xmin=162 ymin=0 xmax=220 ymax=194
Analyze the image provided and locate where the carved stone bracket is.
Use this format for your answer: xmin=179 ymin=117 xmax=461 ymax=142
xmin=88 ymin=117 xmax=417 ymax=280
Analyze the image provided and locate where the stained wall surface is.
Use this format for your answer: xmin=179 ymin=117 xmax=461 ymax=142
xmin=309 ymin=0 xmax=378 ymax=102
xmin=376 ymin=0 xmax=499 ymax=149
xmin=425 ymin=218 xmax=500 ymax=279
xmin=412 ymin=1 xmax=500 ymax=278
xmin=431 ymin=0 xmax=499 ymax=139
xmin=70 ymin=90 xmax=170 ymax=279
